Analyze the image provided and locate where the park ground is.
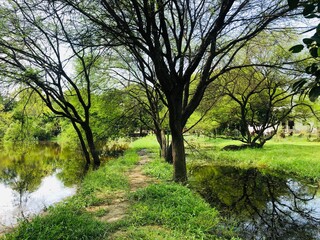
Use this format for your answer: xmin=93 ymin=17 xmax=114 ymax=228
xmin=2 ymin=134 xmax=320 ymax=239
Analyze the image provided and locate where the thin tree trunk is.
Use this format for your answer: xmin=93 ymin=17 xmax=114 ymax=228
xmin=165 ymin=142 xmax=173 ymax=164
xmin=160 ymin=129 xmax=167 ymax=158
xmin=82 ymin=123 xmax=100 ymax=169
xmin=70 ymin=120 xmax=91 ymax=168
xmin=155 ymin=129 xmax=167 ymax=158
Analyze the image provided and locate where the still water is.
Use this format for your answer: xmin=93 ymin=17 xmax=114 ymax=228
xmin=0 ymin=142 xmax=84 ymax=233
xmin=190 ymin=165 xmax=320 ymax=240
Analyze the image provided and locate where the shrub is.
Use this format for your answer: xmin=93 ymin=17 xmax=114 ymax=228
xmin=100 ymin=140 xmax=129 ymax=157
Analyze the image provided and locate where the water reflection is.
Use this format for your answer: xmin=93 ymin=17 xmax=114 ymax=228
xmin=189 ymin=165 xmax=320 ymax=239
xmin=0 ymin=142 xmax=83 ymax=232
xmin=0 ymin=171 xmax=76 ymax=229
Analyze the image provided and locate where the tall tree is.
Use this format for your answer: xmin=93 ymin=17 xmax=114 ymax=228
xmin=0 ymin=1 xmax=102 ymax=168
xmin=65 ymin=0 xmax=298 ymax=182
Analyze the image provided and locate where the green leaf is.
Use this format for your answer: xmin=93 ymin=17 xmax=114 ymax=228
xmin=310 ymin=47 xmax=319 ymax=58
xmin=311 ymin=33 xmax=320 ymax=44
xmin=303 ymin=38 xmax=314 ymax=45
xmin=303 ymin=4 xmax=316 ymax=16
xmin=289 ymin=44 xmax=304 ymax=53
xmin=309 ymin=86 xmax=320 ymax=102
xmin=288 ymin=0 xmax=299 ymax=9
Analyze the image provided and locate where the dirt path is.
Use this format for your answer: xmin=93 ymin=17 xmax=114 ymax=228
xmin=89 ymin=149 xmax=156 ymax=223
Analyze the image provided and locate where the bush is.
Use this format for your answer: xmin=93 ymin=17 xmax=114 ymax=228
xmin=100 ymin=140 xmax=129 ymax=157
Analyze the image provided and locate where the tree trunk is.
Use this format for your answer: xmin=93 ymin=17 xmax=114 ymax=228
xmin=155 ymin=129 xmax=167 ymax=158
xmin=71 ymin=120 xmax=91 ymax=168
xmin=168 ymin=92 xmax=187 ymax=183
xmin=82 ymin=123 xmax=100 ymax=169
xmin=165 ymin=142 xmax=173 ymax=164
xmin=170 ymin=124 xmax=187 ymax=183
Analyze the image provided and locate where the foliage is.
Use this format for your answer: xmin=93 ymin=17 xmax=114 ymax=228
xmin=289 ymin=0 xmax=320 ymax=101
xmin=1 ymin=148 xmax=141 ymax=240
xmin=1 ymin=90 xmax=61 ymax=143
xmin=109 ymin=225 xmax=191 ymax=240
xmin=0 ymin=1 xmax=103 ymax=167
xmin=0 ymin=137 xmax=243 ymax=239
xmin=62 ymin=0 xmax=298 ymax=182
xmin=100 ymin=139 xmax=129 ymax=157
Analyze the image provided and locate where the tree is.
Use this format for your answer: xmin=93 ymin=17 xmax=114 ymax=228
xmin=109 ymin=54 xmax=171 ymax=160
xmin=211 ymin=32 xmax=306 ymax=146
xmin=65 ymin=0 xmax=299 ymax=182
xmin=0 ymin=1 xmax=103 ymax=168
xmin=218 ymin=66 xmax=299 ymax=147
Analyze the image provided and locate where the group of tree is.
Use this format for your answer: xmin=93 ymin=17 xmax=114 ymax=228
xmin=0 ymin=0 xmax=317 ymax=182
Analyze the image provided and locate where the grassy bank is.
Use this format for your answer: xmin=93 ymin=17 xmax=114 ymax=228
xmin=184 ymin=135 xmax=320 ymax=180
xmin=3 ymin=134 xmax=317 ymax=239
xmin=2 ymin=137 xmax=238 ymax=240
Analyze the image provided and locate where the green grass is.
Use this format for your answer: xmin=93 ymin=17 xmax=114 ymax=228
xmin=4 ymin=206 xmax=106 ymax=240
xmin=185 ymin=135 xmax=320 ymax=180
xmin=142 ymin=156 xmax=173 ymax=181
xmin=130 ymin=135 xmax=160 ymax=152
xmin=2 ymin=137 xmax=240 ymax=240
xmin=128 ymin=183 xmax=236 ymax=240
xmin=109 ymin=225 xmax=191 ymax=240
xmin=2 ymin=149 xmax=141 ymax=240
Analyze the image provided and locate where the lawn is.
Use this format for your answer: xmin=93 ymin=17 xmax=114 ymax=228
xmin=184 ymin=134 xmax=320 ymax=180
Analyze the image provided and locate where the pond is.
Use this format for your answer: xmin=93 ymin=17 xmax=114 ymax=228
xmin=0 ymin=142 xmax=85 ymax=233
xmin=189 ymin=165 xmax=320 ymax=240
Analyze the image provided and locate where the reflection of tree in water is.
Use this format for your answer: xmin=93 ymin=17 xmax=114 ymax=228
xmin=190 ymin=166 xmax=320 ymax=239
xmin=0 ymin=143 xmax=64 ymax=209
xmin=0 ymin=152 xmax=48 ymax=212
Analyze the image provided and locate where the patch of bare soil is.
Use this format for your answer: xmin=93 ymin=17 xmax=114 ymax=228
xmin=89 ymin=149 xmax=156 ymax=223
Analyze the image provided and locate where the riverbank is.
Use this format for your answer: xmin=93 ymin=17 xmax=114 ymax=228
xmin=3 ymin=134 xmax=319 ymax=239
xmin=1 ymin=137 xmax=239 ymax=240
xmin=184 ymin=134 xmax=320 ymax=180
